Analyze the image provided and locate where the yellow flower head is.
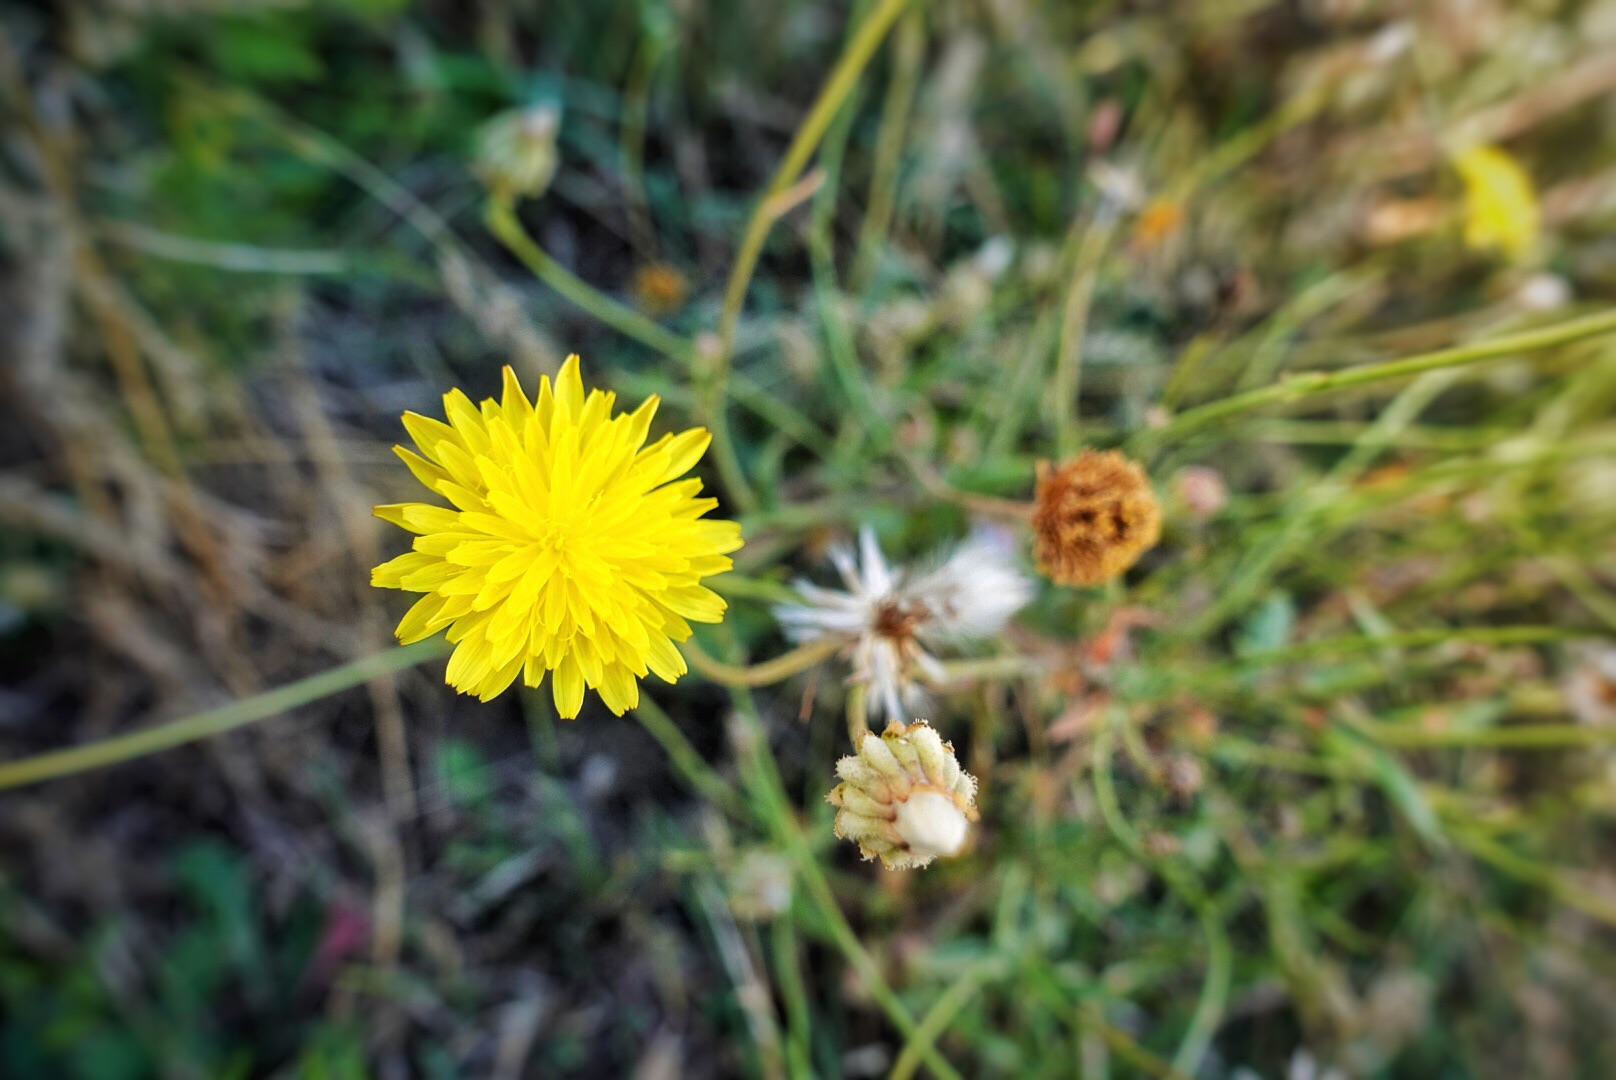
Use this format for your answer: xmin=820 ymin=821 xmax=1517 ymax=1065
xmin=1454 ymin=144 xmax=1539 ymax=258
xmin=372 ymin=356 xmax=743 ymax=717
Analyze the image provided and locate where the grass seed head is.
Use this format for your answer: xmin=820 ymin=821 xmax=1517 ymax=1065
xmin=775 ymin=526 xmax=1031 ymax=721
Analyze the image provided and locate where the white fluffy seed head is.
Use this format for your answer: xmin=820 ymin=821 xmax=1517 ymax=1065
xmin=773 ymin=525 xmax=1032 ymax=720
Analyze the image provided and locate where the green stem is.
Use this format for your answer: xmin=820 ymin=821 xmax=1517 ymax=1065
xmin=851 ymin=8 xmax=924 ymax=289
xmin=725 ymin=698 xmax=965 ymax=1080
xmin=682 ymin=636 xmax=843 ymax=688
xmin=924 ymin=656 xmax=1043 ymax=685
xmin=1450 ymin=825 xmax=1616 ymax=928
xmin=484 ymin=196 xmax=693 ymax=363
xmin=715 ymin=0 xmax=919 ymax=359
xmin=794 ymin=851 xmax=966 ymax=1080
xmin=632 ymin=695 xmax=752 ymax=821
xmin=1364 ymin=724 xmax=1616 ymax=749
xmin=1084 ymin=1008 xmax=1196 ymax=1080
xmin=887 ymin=959 xmax=997 ymax=1080
xmin=1138 ymin=308 xmax=1616 ymax=451
xmin=770 ymin=918 xmax=818 ymax=1080
xmin=1169 ymin=882 xmax=1232 ymax=1077
xmin=0 ymin=640 xmax=449 ymax=790
xmin=705 ymin=0 xmax=921 ymax=507
xmin=1091 ymin=713 xmax=1229 ymax=1077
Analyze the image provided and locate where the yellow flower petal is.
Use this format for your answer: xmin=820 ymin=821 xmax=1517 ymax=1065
xmin=553 ymin=652 xmax=586 ymax=718
xmin=1454 ymin=144 xmax=1539 ymax=259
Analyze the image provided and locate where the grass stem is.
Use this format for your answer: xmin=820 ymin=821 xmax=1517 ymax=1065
xmin=0 ymin=641 xmax=449 ymax=790
xmin=1139 ymin=308 xmax=1616 ymax=451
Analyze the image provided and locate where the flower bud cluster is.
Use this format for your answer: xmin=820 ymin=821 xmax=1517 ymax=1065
xmin=828 ymin=720 xmax=979 ymax=870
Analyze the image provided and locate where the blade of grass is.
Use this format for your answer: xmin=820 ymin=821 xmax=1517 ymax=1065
xmin=1091 ymin=711 xmax=1230 ymax=1077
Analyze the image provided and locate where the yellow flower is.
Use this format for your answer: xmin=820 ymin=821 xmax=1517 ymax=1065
xmin=1454 ymin=144 xmax=1539 ymax=258
xmin=371 ymin=356 xmax=743 ymax=717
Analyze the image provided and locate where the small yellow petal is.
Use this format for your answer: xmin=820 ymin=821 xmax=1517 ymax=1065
xmin=555 ymin=354 xmax=584 ymax=421
xmin=644 ymin=634 xmax=687 ymax=683
xmin=372 ymin=551 xmax=436 ymax=589
xmin=659 ymin=428 xmax=711 ymax=481
xmin=393 ymin=446 xmax=449 ymax=489
xmin=553 ymin=652 xmax=586 ymax=718
xmin=396 ymin=594 xmax=447 ymax=644
xmin=401 ymin=412 xmax=461 ymax=462
xmin=597 ymin=663 xmax=639 ymax=715
xmin=500 ymin=365 xmax=534 ymax=430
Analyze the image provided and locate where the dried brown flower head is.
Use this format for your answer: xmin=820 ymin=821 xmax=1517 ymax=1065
xmin=1031 ymin=450 xmax=1161 ymax=587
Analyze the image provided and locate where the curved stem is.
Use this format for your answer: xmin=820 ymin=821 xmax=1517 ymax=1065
xmin=905 ymin=455 xmax=1036 ymax=521
xmin=793 ymin=828 xmax=967 ymax=1080
xmin=1170 ymin=882 xmax=1232 ymax=1077
xmin=681 ymin=636 xmax=843 ymax=688
xmin=721 ymin=695 xmax=965 ymax=1080
xmin=484 ymin=196 xmax=693 ymax=363
xmin=713 ymin=0 xmax=917 ymax=361
xmin=702 ymin=172 xmax=825 ymax=513
xmin=0 ymin=640 xmax=449 ymax=790
xmin=1451 ymin=824 xmax=1616 ymax=928
xmin=851 ymin=8 xmax=924 ymax=289
xmin=922 ymin=656 xmax=1044 ymax=686
xmin=705 ymin=0 xmax=921 ymax=510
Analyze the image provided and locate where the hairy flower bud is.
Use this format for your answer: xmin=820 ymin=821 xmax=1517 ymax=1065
xmin=1031 ymin=450 xmax=1161 ymax=587
xmin=475 ymin=104 xmax=560 ymax=200
xmin=828 ymin=720 xmax=979 ymax=869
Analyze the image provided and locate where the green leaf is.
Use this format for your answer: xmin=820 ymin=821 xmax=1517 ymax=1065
xmin=1234 ymin=591 xmax=1296 ymax=657
xmin=209 ymin=18 xmax=324 ymax=84
xmin=432 ymin=738 xmax=492 ymax=808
